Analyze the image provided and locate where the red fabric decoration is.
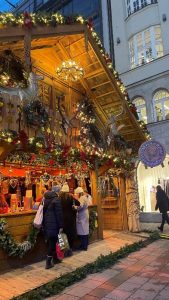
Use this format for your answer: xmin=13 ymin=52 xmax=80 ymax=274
xmin=23 ymin=12 xmax=33 ymax=29
xmin=105 ymin=53 xmax=112 ymax=64
xmin=48 ymin=159 xmax=55 ymax=166
xmin=62 ymin=145 xmax=70 ymax=159
xmin=30 ymin=154 xmax=36 ymax=163
xmin=65 ymin=16 xmax=73 ymax=25
xmin=80 ymin=151 xmax=86 ymax=160
xmin=19 ymin=130 xmax=28 ymax=147
xmin=87 ymin=18 xmax=93 ymax=30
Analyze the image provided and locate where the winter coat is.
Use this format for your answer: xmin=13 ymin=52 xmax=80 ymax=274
xmin=76 ymin=195 xmax=89 ymax=236
xmin=155 ymin=189 xmax=169 ymax=213
xmin=60 ymin=192 xmax=80 ymax=238
xmin=43 ymin=191 xmax=63 ymax=238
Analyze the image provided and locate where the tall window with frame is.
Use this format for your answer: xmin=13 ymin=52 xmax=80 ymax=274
xmin=153 ymin=90 xmax=169 ymax=122
xmin=133 ymin=97 xmax=147 ymax=123
xmin=129 ymin=25 xmax=163 ymax=69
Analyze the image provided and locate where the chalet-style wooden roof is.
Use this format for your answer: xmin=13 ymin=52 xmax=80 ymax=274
xmin=0 ymin=23 xmax=146 ymax=143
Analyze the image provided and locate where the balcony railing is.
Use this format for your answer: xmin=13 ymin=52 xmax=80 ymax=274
xmin=127 ymin=0 xmax=158 ymax=18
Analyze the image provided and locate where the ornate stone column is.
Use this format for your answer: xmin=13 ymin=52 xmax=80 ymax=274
xmin=126 ymin=172 xmax=141 ymax=232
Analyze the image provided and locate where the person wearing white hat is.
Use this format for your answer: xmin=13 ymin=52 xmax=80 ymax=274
xmin=60 ymin=183 xmax=69 ymax=193
xmin=73 ymin=187 xmax=89 ymax=251
xmin=60 ymin=183 xmax=80 ymax=255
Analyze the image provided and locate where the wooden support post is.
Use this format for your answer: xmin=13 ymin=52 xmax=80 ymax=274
xmin=119 ymin=176 xmax=128 ymax=231
xmin=90 ymin=169 xmax=103 ymax=240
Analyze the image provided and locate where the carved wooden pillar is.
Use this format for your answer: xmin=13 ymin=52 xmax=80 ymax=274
xmin=90 ymin=169 xmax=103 ymax=239
xmin=119 ymin=176 xmax=128 ymax=231
xmin=126 ymin=172 xmax=141 ymax=232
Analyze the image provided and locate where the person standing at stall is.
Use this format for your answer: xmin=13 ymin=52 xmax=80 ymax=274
xmin=60 ymin=183 xmax=80 ymax=255
xmin=155 ymin=185 xmax=169 ymax=232
xmin=74 ymin=187 xmax=89 ymax=251
xmin=43 ymin=189 xmax=63 ymax=269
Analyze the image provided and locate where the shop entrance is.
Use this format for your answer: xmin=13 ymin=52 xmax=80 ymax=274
xmin=98 ymin=172 xmax=128 ymax=231
xmin=137 ymin=156 xmax=169 ymax=213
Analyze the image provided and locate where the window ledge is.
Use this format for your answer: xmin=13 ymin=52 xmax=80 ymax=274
xmin=120 ymin=53 xmax=169 ymax=76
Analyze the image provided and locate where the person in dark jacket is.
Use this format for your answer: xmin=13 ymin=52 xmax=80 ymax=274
xmin=43 ymin=190 xmax=63 ymax=269
xmin=60 ymin=183 xmax=80 ymax=255
xmin=155 ymin=185 xmax=169 ymax=232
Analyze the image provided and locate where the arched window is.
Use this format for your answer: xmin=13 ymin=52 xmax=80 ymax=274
xmin=129 ymin=25 xmax=163 ymax=69
xmin=133 ymin=97 xmax=147 ymax=123
xmin=153 ymin=90 xmax=169 ymax=121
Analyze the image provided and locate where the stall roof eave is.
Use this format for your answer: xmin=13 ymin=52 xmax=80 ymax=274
xmin=0 ymin=24 xmax=146 ymax=144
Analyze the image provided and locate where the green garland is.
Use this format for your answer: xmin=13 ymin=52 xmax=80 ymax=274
xmin=0 ymin=50 xmax=28 ymax=88
xmin=0 ymin=218 xmax=39 ymax=258
xmin=89 ymin=209 xmax=98 ymax=238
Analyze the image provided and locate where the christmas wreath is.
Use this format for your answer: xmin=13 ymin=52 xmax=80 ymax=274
xmin=0 ymin=218 xmax=39 ymax=257
xmin=24 ymin=100 xmax=49 ymax=127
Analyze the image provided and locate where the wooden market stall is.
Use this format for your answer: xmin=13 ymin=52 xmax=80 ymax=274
xmin=0 ymin=13 xmax=146 ymax=272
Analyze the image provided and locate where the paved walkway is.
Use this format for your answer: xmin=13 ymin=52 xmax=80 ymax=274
xmin=47 ymin=239 xmax=169 ymax=300
xmin=140 ymin=222 xmax=169 ymax=234
xmin=0 ymin=231 xmax=145 ymax=300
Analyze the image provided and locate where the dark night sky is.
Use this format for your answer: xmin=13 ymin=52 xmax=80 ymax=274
xmin=0 ymin=0 xmax=18 ymax=11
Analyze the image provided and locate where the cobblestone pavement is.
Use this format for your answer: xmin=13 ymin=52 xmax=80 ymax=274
xmin=0 ymin=231 xmax=144 ymax=300
xmin=47 ymin=239 xmax=169 ymax=300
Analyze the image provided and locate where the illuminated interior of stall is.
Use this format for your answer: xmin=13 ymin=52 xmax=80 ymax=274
xmin=0 ymin=17 xmax=147 ymax=216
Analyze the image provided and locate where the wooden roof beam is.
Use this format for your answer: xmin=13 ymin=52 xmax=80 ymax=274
xmin=0 ymin=24 xmax=86 ymax=42
xmin=84 ymin=69 xmax=104 ymax=79
xmin=90 ymin=80 xmax=110 ymax=89
xmin=96 ymin=91 xmax=114 ymax=98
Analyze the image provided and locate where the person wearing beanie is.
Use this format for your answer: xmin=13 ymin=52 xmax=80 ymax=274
xmin=60 ymin=183 xmax=80 ymax=255
xmin=43 ymin=190 xmax=63 ymax=269
xmin=52 ymin=185 xmax=61 ymax=195
xmin=74 ymin=187 xmax=89 ymax=251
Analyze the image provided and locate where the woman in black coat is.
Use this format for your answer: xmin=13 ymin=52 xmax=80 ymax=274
xmin=43 ymin=190 xmax=63 ymax=269
xmin=155 ymin=185 xmax=169 ymax=232
xmin=60 ymin=184 xmax=80 ymax=255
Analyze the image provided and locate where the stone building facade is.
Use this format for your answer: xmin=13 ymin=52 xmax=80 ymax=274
xmin=103 ymin=0 xmax=169 ymax=153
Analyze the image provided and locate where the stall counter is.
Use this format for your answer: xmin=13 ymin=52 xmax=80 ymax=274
xmin=0 ymin=206 xmax=99 ymax=273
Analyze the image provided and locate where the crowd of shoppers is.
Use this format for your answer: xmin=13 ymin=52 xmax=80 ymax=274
xmin=41 ymin=182 xmax=92 ymax=269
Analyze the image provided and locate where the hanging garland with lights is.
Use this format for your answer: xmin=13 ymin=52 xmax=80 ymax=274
xmin=0 ymin=50 xmax=28 ymax=88
xmin=3 ymin=147 xmax=136 ymax=173
xmin=76 ymin=98 xmax=104 ymax=156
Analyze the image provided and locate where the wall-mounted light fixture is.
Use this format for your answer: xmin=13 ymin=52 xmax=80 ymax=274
xmin=162 ymin=14 xmax=167 ymax=22
xmin=116 ymin=37 xmax=121 ymax=45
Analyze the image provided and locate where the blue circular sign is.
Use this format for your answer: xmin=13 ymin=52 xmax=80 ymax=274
xmin=138 ymin=140 xmax=166 ymax=167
